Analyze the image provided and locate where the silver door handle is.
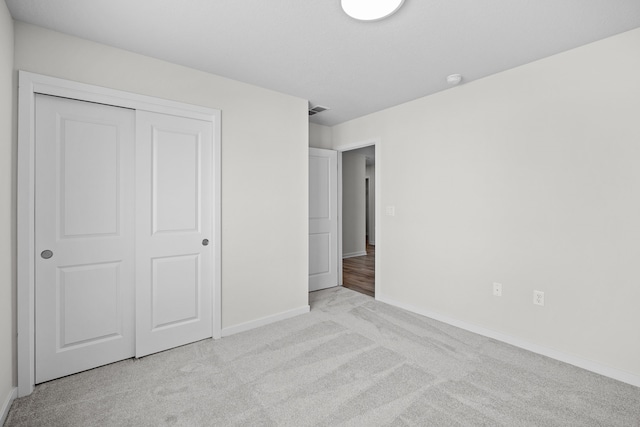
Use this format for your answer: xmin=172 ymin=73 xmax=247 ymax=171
xmin=202 ymin=239 xmax=209 ymax=246
xmin=41 ymin=250 xmax=53 ymax=259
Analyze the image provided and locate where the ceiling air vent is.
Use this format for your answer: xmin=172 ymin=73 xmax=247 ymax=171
xmin=308 ymin=105 xmax=329 ymax=116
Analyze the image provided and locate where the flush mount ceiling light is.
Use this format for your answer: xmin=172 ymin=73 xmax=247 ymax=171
xmin=341 ymin=0 xmax=405 ymax=21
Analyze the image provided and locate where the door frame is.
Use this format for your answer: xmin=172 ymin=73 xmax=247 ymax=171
xmin=17 ymin=71 xmax=222 ymax=397
xmin=335 ymin=138 xmax=381 ymax=296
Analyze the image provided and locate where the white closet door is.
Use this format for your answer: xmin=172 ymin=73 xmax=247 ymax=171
xmin=135 ymin=111 xmax=213 ymax=357
xmin=35 ymin=94 xmax=136 ymax=383
xmin=309 ymin=148 xmax=338 ymax=291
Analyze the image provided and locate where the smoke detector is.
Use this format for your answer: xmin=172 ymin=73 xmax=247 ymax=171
xmin=446 ymin=74 xmax=463 ymax=86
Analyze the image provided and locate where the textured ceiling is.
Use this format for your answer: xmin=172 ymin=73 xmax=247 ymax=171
xmin=6 ymin=0 xmax=640 ymax=126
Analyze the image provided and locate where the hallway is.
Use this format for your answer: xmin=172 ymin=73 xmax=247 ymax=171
xmin=342 ymin=242 xmax=375 ymax=297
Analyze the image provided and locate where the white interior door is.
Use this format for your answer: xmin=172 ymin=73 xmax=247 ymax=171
xmin=309 ymin=148 xmax=338 ymax=291
xmin=135 ymin=110 xmax=213 ymax=357
xmin=35 ymin=94 xmax=136 ymax=383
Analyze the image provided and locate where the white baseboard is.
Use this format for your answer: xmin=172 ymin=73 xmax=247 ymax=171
xmin=1 ymin=387 xmax=17 ymax=426
xmin=343 ymin=251 xmax=367 ymax=259
xmin=221 ymin=305 xmax=310 ymax=337
xmin=368 ymin=240 xmax=375 ymax=246
xmin=376 ymin=293 xmax=640 ymax=388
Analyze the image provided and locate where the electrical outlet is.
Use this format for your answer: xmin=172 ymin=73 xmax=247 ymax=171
xmin=493 ymin=282 xmax=502 ymax=297
xmin=533 ymin=290 xmax=544 ymax=306
xmin=385 ymin=206 xmax=395 ymax=216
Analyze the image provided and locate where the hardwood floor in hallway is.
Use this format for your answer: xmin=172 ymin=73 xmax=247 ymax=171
xmin=342 ymin=242 xmax=375 ymax=297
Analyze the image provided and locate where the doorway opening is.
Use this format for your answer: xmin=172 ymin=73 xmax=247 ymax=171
xmin=340 ymin=145 xmax=375 ymax=297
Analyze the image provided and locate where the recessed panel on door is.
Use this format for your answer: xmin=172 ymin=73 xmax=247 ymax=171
xmin=153 ymin=129 xmax=200 ymax=234
xmin=309 ymin=233 xmax=331 ymax=276
xmin=136 ymin=110 xmax=213 ymax=357
xmin=58 ymin=262 xmax=122 ymax=347
xmin=35 ymin=94 xmax=135 ymax=384
xmin=61 ymin=120 xmax=120 ymax=238
xmin=309 ymin=155 xmax=330 ymax=220
xmin=151 ymin=254 xmax=200 ymax=329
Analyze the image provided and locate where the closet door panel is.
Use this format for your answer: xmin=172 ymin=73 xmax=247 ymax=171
xmin=135 ymin=110 xmax=213 ymax=357
xmin=35 ymin=94 xmax=136 ymax=383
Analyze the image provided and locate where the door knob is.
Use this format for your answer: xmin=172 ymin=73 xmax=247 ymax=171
xmin=41 ymin=250 xmax=53 ymax=259
xmin=202 ymin=239 xmax=209 ymax=246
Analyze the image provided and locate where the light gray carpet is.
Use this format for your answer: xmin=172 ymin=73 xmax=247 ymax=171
xmin=6 ymin=287 xmax=640 ymax=426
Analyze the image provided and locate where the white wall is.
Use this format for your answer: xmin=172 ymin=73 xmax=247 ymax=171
xmin=309 ymin=122 xmax=332 ymax=149
xmin=366 ymin=164 xmax=375 ymax=245
xmin=13 ymin=22 xmax=309 ymax=331
xmin=0 ymin=0 xmax=16 ymax=419
xmin=332 ymin=28 xmax=640 ymax=379
xmin=342 ymin=152 xmax=366 ymax=257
